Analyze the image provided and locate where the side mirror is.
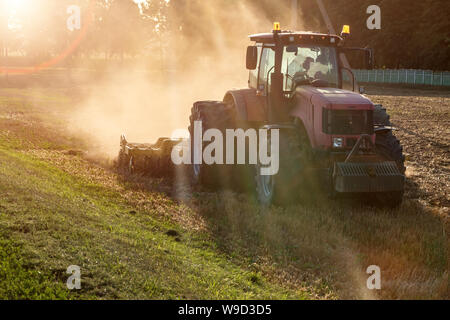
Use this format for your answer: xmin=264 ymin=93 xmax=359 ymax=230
xmin=246 ymin=46 xmax=258 ymax=70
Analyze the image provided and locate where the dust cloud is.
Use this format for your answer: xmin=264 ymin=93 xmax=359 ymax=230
xmin=67 ymin=0 xmax=304 ymax=157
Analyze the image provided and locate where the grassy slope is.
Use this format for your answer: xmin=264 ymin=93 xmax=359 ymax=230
xmin=0 ymin=86 xmax=448 ymax=299
xmin=0 ymin=139 xmax=307 ymax=299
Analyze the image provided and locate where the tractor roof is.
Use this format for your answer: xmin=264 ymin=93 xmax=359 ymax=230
xmin=249 ymin=31 xmax=343 ymax=46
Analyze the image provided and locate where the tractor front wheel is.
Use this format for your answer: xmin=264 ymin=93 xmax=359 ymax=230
xmin=374 ymin=105 xmax=406 ymax=208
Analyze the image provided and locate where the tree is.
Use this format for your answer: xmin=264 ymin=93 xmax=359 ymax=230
xmin=298 ymin=0 xmax=450 ymax=70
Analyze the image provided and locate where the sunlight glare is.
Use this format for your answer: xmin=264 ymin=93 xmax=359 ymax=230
xmin=4 ymin=0 xmax=31 ymax=11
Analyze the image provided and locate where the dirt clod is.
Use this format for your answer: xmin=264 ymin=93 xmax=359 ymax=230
xmin=166 ymin=230 xmax=180 ymax=238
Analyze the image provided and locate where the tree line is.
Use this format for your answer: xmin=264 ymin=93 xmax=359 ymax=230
xmin=301 ymin=0 xmax=450 ymax=71
xmin=0 ymin=0 xmax=448 ymax=71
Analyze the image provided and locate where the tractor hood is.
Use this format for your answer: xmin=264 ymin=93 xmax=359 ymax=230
xmin=296 ymin=86 xmax=374 ymax=109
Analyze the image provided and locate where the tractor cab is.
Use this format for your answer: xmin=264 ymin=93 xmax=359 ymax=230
xmin=246 ymin=24 xmax=373 ymax=97
xmin=247 ymin=31 xmax=342 ymax=94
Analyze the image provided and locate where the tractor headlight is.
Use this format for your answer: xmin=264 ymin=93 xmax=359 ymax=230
xmin=333 ymin=138 xmax=344 ymax=148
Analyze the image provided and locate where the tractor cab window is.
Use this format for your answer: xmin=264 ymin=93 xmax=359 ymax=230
xmin=258 ymin=46 xmax=275 ymax=93
xmin=282 ymin=46 xmax=339 ymax=90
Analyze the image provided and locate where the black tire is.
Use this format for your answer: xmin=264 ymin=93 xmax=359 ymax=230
xmin=373 ymin=105 xmax=406 ymax=207
xmin=373 ymin=104 xmax=391 ymax=126
xmin=188 ymin=101 xmax=235 ymax=189
xmin=255 ymin=129 xmax=310 ymax=206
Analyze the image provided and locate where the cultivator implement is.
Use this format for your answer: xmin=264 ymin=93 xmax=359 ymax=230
xmin=118 ymin=135 xmax=184 ymax=177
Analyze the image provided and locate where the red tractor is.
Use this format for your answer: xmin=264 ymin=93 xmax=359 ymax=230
xmin=187 ymin=24 xmax=405 ymax=207
xmin=120 ymin=24 xmax=405 ymax=207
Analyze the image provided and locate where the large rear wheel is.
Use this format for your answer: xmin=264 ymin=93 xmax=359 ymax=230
xmin=255 ymin=129 xmax=311 ymax=206
xmin=188 ymin=101 xmax=235 ymax=189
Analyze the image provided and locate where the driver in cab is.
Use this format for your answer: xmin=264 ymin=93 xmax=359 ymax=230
xmin=288 ymin=54 xmax=328 ymax=86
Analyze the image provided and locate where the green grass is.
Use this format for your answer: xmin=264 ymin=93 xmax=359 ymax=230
xmin=0 ymin=236 xmax=71 ymax=299
xmin=0 ymin=142 xmax=307 ymax=299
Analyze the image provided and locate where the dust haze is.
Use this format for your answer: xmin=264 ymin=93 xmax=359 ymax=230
xmin=67 ymin=0 xmax=304 ymax=158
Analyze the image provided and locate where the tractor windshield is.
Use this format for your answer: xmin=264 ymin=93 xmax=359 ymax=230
xmin=282 ymin=46 xmax=339 ymax=90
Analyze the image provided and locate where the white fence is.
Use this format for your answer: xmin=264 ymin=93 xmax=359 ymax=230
xmin=353 ymin=69 xmax=450 ymax=86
